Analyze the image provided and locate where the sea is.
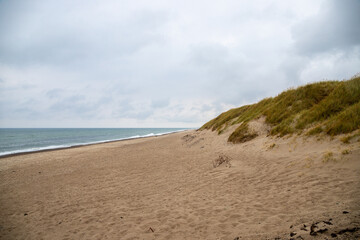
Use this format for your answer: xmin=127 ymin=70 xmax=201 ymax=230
xmin=0 ymin=128 xmax=188 ymax=156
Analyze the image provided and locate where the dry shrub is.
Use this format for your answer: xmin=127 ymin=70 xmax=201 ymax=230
xmin=213 ymin=154 xmax=231 ymax=168
xmin=322 ymin=151 xmax=335 ymax=163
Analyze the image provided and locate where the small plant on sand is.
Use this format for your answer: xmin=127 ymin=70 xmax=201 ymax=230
xmin=287 ymin=161 xmax=296 ymax=168
xmin=268 ymin=143 xmax=276 ymax=150
xmin=322 ymin=151 xmax=335 ymax=163
xmin=341 ymin=136 xmax=351 ymax=144
xmin=304 ymin=156 xmax=314 ymax=168
xmin=341 ymin=149 xmax=350 ymax=155
xmin=212 ymin=154 xmax=231 ymax=168
xmin=341 ymin=130 xmax=360 ymax=144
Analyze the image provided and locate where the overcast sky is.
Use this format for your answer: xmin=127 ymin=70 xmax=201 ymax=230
xmin=0 ymin=0 xmax=359 ymax=128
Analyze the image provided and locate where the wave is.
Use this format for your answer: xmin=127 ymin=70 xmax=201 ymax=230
xmin=0 ymin=129 xmax=188 ymax=157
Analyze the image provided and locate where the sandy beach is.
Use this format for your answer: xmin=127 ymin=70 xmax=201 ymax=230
xmin=1 ymin=126 xmax=359 ymax=239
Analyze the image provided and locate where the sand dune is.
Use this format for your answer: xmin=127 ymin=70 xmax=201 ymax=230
xmin=0 ymin=127 xmax=359 ymax=239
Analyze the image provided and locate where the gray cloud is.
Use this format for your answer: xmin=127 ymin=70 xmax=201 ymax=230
xmin=0 ymin=3 xmax=167 ymax=67
xmin=0 ymin=0 xmax=359 ymax=127
xmin=292 ymin=0 xmax=360 ymax=55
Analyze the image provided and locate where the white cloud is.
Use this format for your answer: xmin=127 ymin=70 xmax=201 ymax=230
xmin=0 ymin=0 xmax=358 ymax=127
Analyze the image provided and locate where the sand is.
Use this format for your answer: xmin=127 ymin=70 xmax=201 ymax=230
xmin=1 ymin=125 xmax=360 ymax=239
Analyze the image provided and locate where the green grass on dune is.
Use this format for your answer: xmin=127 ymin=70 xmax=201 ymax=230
xmin=200 ymin=76 xmax=360 ymax=143
xmin=325 ymin=101 xmax=360 ymax=135
xmin=228 ymin=122 xmax=258 ymax=143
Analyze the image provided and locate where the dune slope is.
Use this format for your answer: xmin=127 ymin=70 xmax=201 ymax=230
xmin=201 ymin=76 xmax=360 ymax=143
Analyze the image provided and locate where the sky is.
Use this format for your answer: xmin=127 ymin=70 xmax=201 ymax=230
xmin=0 ymin=0 xmax=359 ymax=128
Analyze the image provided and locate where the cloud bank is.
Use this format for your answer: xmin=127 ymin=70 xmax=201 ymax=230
xmin=0 ymin=0 xmax=359 ymax=127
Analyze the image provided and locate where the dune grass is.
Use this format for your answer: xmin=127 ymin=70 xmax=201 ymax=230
xmin=228 ymin=122 xmax=258 ymax=143
xmin=200 ymin=76 xmax=360 ymax=143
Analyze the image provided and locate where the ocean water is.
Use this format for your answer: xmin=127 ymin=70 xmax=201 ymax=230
xmin=0 ymin=128 xmax=188 ymax=156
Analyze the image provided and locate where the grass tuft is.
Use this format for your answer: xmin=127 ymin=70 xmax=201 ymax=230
xmin=307 ymin=126 xmax=323 ymax=136
xmin=228 ymin=122 xmax=258 ymax=143
xmin=341 ymin=149 xmax=350 ymax=155
xmin=322 ymin=151 xmax=335 ymax=163
xmin=340 ymin=130 xmax=360 ymax=144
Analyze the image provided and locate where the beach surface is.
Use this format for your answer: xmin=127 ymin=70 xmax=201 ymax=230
xmin=1 ymin=127 xmax=360 ymax=239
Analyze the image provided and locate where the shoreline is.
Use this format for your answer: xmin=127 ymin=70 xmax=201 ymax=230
xmin=0 ymin=129 xmax=191 ymax=159
xmin=1 ymin=128 xmax=359 ymax=239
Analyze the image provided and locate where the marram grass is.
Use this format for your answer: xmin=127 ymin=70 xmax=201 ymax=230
xmin=200 ymin=76 xmax=360 ymax=143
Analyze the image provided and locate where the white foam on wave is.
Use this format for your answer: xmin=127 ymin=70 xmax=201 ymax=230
xmin=0 ymin=129 xmax=189 ymax=157
xmin=0 ymin=145 xmax=71 ymax=156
